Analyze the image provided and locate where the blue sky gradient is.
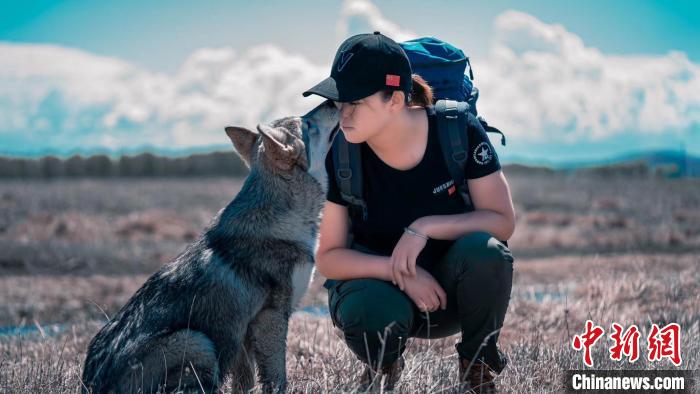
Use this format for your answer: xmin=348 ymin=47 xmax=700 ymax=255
xmin=1 ymin=0 xmax=698 ymax=163
xmin=3 ymin=0 xmax=698 ymax=72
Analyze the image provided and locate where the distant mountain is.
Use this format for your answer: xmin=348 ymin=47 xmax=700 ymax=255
xmin=500 ymin=149 xmax=699 ymax=177
xmin=563 ymin=150 xmax=700 ymax=177
xmin=0 ymin=148 xmax=697 ymax=178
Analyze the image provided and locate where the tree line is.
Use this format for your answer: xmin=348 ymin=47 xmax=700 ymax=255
xmin=0 ymin=152 xmax=689 ymax=179
xmin=0 ymin=152 xmax=249 ymax=178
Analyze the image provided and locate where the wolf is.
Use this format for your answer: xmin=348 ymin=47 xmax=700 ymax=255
xmin=81 ymin=99 xmax=340 ymax=394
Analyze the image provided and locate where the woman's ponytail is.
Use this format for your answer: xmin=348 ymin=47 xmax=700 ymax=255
xmin=408 ymin=74 xmax=433 ymax=107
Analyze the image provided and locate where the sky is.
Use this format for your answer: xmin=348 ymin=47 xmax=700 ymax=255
xmin=1 ymin=0 xmax=699 ymax=165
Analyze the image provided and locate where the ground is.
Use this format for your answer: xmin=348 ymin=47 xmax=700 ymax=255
xmin=0 ymin=173 xmax=698 ymax=392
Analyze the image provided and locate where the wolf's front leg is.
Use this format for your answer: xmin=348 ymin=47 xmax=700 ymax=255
xmin=250 ymin=308 xmax=290 ymax=394
xmin=230 ymin=332 xmax=255 ymax=393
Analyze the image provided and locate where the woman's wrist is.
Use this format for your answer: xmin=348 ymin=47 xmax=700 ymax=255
xmin=409 ymin=217 xmax=432 ymax=238
xmin=382 ymin=257 xmax=395 ymax=282
xmin=404 ymin=226 xmax=429 ymax=240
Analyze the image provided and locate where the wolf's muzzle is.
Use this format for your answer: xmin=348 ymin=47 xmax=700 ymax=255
xmin=301 ymin=100 xmax=340 ymax=163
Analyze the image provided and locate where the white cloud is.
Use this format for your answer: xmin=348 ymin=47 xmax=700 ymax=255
xmin=0 ymin=42 xmax=327 ymax=153
xmin=0 ymin=3 xmax=698 ymax=155
xmin=476 ymin=10 xmax=700 ymax=142
xmin=337 ymin=0 xmax=417 ymax=42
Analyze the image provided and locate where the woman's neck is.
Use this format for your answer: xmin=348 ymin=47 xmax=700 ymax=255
xmin=366 ymin=106 xmax=427 ymax=158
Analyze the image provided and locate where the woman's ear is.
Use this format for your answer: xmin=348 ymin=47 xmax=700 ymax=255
xmin=389 ymin=90 xmax=406 ymax=112
xmin=225 ymin=126 xmax=259 ymax=166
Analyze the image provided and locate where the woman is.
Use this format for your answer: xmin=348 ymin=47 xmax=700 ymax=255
xmin=303 ymin=32 xmax=515 ymax=393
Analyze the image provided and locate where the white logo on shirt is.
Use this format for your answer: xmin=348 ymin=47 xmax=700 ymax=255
xmin=432 ymin=179 xmax=454 ymax=194
xmin=473 ymin=142 xmax=492 ymax=165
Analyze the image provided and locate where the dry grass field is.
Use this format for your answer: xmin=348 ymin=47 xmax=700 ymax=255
xmin=0 ymin=171 xmax=698 ymax=392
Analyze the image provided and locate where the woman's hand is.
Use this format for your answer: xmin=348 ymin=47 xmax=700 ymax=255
xmin=401 ymin=266 xmax=447 ymax=312
xmin=390 ymin=227 xmax=428 ymax=290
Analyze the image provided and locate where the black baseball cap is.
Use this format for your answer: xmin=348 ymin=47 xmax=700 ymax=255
xmin=303 ymin=31 xmax=412 ymax=102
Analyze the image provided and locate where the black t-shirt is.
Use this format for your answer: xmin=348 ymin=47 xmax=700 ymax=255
xmin=325 ymin=108 xmax=501 ymax=266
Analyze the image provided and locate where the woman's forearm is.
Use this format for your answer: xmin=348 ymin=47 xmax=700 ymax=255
xmin=412 ymin=209 xmax=515 ymax=242
xmin=315 ymin=248 xmax=392 ymax=281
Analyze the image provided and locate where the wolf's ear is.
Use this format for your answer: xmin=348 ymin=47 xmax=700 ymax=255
xmin=225 ymin=126 xmax=259 ymax=166
xmin=257 ymin=124 xmax=300 ymax=170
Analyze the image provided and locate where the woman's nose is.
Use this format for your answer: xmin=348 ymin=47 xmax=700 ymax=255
xmin=338 ymin=103 xmax=353 ymax=118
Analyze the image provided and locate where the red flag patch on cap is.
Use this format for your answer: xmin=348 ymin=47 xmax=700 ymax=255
xmin=386 ymin=74 xmax=400 ymax=87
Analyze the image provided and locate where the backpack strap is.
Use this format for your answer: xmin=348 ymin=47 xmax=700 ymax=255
xmin=332 ymin=130 xmax=367 ymax=221
xmin=434 ymin=99 xmax=474 ymax=210
xmin=478 ymin=116 xmax=507 ymax=146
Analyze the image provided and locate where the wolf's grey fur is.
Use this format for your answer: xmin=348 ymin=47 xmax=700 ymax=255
xmin=81 ymin=100 xmax=339 ymax=393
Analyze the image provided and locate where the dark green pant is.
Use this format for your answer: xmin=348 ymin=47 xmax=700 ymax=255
xmin=325 ymin=231 xmax=514 ymax=373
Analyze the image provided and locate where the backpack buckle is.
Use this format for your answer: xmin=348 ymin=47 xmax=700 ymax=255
xmin=337 ymin=169 xmax=352 ymax=180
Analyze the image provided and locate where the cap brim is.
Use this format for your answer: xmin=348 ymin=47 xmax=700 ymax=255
xmin=303 ymin=77 xmax=380 ymax=102
xmin=303 ymin=77 xmax=340 ymax=101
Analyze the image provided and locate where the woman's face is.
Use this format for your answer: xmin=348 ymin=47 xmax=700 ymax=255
xmin=334 ymin=92 xmax=393 ymax=144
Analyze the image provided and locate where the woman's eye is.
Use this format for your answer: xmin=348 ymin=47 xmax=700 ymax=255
xmin=350 ymin=101 xmax=360 ymax=106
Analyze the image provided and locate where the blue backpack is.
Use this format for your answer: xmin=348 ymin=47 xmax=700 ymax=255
xmin=332 ymin=37 xmax=506 ymax=223
xmin=400 ymin=37 xmax=480 ymax=113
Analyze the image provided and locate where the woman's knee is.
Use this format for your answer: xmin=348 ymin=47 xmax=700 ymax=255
xmin=445 ymin=231 xmax=514 ymax=279
xmin=330 ymin=279 xmax=414 ymax=335
xmin=328 ymin=279 xmax=413 ymax=366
